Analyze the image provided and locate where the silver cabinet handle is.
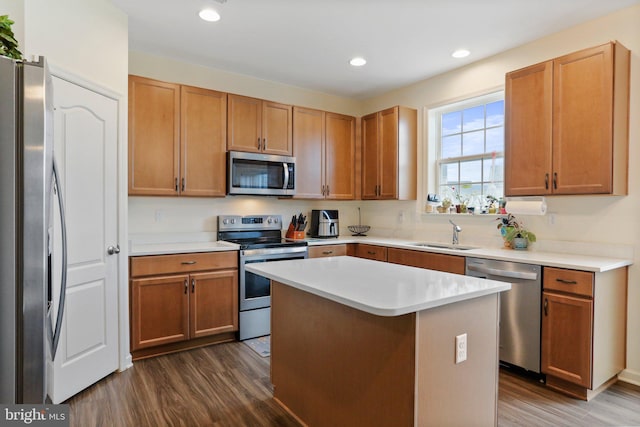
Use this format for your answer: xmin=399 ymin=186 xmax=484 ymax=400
xmin=191 ymin=278 xmax=196 ymax=293
xmin=181 ymin=260 xmax=197 ymax=265
xmin=555 ymin=278 xmax=578 ymax=285
xmin=257 ymin=137 xmax=261 ymax=150
xmin=322 ymin=250 xmax=334 ymax=255
xmin=263 ymin=138 xmax=267 ymax=149
xmin=107 ymin=245 xmax=120 ymax=255
xmin=184 ymin=279 xmax=188 ymax=294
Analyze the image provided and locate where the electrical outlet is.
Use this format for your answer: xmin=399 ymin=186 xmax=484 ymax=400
xmin=548 ymin=213 xmax=556 ymax=226
xmin=154 ymin=209 xmax=164 ymax=223
xmin=455 ymin=333 xmax=467 ymax=364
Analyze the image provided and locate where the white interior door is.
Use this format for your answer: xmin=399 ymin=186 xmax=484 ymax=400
xmin=47 ymin=76 xmax=119 ymax=404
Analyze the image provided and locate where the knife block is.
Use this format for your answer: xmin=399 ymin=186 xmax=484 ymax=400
xmin=285 ymin=224 xmax=305 ymax=240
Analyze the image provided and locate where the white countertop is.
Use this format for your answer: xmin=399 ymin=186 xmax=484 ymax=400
xmin=246 ymin=256 xmax=511 ymax=316
xmin=128 ymin=234 xmax=632 ymax=272
xmin=129 ymin=240 xmax=239 ymax=256
xmin=307 ymin=236 xmax=632 ymax=272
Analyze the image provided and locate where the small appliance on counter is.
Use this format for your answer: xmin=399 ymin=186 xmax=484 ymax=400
xmin=309 ymin=209 xmax=339 ymax=238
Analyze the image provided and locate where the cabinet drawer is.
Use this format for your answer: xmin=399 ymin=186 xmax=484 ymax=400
xmin=543 ymin=267 xmax=594 ymax=298
xmin=352 ymin=244 xmax=388 ymax=262
xmin=130 ymin=251 xmax=238 ymax=277
xmin=387 ymin=248 xmax=465 ymax=275
xmin=308 ymin=244 xmax=347 ymax=258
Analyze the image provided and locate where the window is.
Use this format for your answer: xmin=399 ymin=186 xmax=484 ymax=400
xmin=434 ymin=92 xmax=504 ymax=207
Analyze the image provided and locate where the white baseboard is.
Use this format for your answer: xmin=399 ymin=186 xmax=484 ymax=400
xmin=618 ymin=369 xmax=640 ymax=386
xmin=118 ymin=353 xmax=133 ymax=372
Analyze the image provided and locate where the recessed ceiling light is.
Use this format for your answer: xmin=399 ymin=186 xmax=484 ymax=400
xmin=199 ymin=9 xmax=221 ymax=22
xmin=452 ymin=49 xmax=470 ymax=59
xmin=349 ymin=57 xmax=367 ymax=67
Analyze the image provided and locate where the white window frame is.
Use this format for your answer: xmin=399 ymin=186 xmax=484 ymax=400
xmin=427 ymin=90 xmax=505 ymax=207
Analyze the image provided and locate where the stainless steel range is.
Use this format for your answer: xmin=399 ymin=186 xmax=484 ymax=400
xmin=218 ymin=215 xmax=308 ymax=340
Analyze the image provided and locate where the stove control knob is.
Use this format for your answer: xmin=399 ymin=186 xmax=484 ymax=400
xmin=230 ymin=219 xmax=236 ymax=224
xmin=274 ymin=218 xmax=279 ymax=223
xmin=222 ymin=219 xmax=228 ymax=225
xmin=267 ymin=218 xmax=273 ymax=224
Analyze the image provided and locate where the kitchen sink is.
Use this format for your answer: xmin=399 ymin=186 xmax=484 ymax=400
xmin=409 ymin=242 xmax=478 ymax=251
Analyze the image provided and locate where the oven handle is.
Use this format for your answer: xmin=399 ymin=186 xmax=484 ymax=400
xmin=283 ymin=162 xmax=290 ymax=190
xmin=242 ymin=246 xmax=308 ymax=258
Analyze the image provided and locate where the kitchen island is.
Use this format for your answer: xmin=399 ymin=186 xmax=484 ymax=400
xmin=246 ymin=256 xmax=511 ymax=426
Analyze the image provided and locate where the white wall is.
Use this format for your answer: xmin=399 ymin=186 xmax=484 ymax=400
xmin=22 ymin=0 xmax=128 ymax=95
xmin=129 ymin=51 xmax=361 ymax=116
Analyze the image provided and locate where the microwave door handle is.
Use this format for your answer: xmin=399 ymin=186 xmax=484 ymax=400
xmin=283 ymin=163 xmax=289 ymax=189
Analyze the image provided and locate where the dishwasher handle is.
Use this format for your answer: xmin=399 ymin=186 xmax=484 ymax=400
xmin=467 ymin=263 xmax=538 ymax=281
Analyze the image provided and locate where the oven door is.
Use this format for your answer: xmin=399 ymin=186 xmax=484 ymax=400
xmin=239 ymin=247 xmax=307 ymax=311
xmin=228 ymin=151 xmax=295 ymax=196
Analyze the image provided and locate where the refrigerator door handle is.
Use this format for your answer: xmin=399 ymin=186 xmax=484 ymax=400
xmin=47 ymin=156 xmax=67 ymax=361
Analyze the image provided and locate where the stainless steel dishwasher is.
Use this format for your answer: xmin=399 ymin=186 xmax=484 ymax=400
xmin=466 ymin=257 xmax=542 ymax=375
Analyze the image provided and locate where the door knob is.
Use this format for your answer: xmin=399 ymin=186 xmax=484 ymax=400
xmin=107 ymin=245 xmax=120 ymax=255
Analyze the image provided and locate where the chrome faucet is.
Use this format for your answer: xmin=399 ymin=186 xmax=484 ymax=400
xmin=449 ymin=220 xmax=462 ymax=245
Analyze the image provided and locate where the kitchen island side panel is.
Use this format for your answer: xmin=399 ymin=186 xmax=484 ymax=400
xmin=271 ymin=281 xmax=416 ymax=427
xmin=416 ymin=293 xmax=500 ymax=427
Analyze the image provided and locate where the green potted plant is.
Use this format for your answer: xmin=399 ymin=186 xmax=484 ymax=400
xmin=0 ymin=15 xmax=22 ymax=60
xmin=496 ymin=213 xmax=536 ymax=250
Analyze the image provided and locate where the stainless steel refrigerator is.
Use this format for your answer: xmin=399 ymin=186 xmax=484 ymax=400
xmin=0 ymin=55 xmax=67 ymax=404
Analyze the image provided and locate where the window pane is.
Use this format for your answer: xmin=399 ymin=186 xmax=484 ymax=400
xmin=462 ymin=130 xmax=484 ymax=156
xmin=441 ymin=134 xmax=461 ymax=158
xmin=440 ymin=163 xmax=459 ymax=185
xmin=484 ymin=182 xmax=504 ymax=199
xmin=460 ymin=159 xmax=482 ymax=183
xmin=486 ymin=101 xmax=504 ymax=127
xmin=483 ymin=156 xmax=504 ymax=182
xmin=442 ymin=111 xmax=461 ymax=136
xmin=462 ymin=105 xmax=484 ymax=132
xmin=435 ymin=92 xmax=505 ymax=202
xmin=486 ymin=127 xmax=504 ymax=153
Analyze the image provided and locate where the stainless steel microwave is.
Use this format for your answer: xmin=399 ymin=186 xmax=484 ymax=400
xmin=227 ymin=151 xmax=296 ymax=196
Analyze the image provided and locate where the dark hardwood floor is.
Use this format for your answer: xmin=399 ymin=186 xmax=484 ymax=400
xmin=67 ymin=342 xmax=640 ymax=426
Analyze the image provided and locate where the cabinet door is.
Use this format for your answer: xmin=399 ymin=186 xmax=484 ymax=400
xmin=180 ymin=85 xmax=227 ymax=197
xmin=130 ymin=274 xmax=189 ymax=351
xmin=541 ymin=291 xmax=593 ymax=388
xmin=504 ymin=61 xmax=553 ymax=196
xmin=387 ymin=248 xmax=464 ymax=274
xmin=308 ymin=244 xmax=347 ymax=258
xmin=262 ymin=101 xmax=293 ymax=155
xmin=128 ymin=75 xmax=180 ymax=195
xmin=379 ymin=107 xmax=399 ymax=199
xmin=325 ymin=113 xmax=355 ymax=200
xmin=552 ymin=44 xmax=613 ymax=194
xmin=190 ymin=270 xmax=239 ymax=339
xmin=361 ymin=112 xmax=379 ymax=199
xmin=227 ymin=94 xmax=261 ymax=153
xmin=352 ymin=244 xmax=387 ymax=262
xmin=293 ymin=107 xmax=325 ymax=198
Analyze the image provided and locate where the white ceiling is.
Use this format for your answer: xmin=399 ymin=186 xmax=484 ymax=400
xmin=112 ymin=0 xmax=639 ymax=99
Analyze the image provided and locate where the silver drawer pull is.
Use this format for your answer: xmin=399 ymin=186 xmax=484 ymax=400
xmin=367 ymin=251 xmax=376 ymax=255
xmin=181 ymin=261 xmax=197 ymax=265
xmin=555 ymin=278 xmax=578 ymax=285
xmin=322 ymin=251 xmax=334 ymax=255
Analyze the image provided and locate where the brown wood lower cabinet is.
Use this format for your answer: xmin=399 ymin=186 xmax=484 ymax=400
xmin=541 ymin=266 xmax=627 ymax=400
xmin=348 ymin=243 xmax=388 ymax=261
xmin=308 ymin=244 xmax=347 ymax=258
xmin=387 ymin=248 xmax=465 ymax=274
xmin=130 ymin=251 xmax=238 ymax=360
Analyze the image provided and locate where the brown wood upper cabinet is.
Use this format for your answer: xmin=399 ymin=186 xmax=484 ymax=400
xmin=128 ymin=75 xmax=227 ymax=197
xmin=361 ymin=106 xmax=417 ymax=200
xmin=293 ymin=106 xmax=356 ymax=199
xmin=505 ymin=42 xmax=630 ymax=196
xmin=227 ymin=94 xmax=293 ymax=156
